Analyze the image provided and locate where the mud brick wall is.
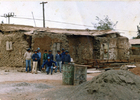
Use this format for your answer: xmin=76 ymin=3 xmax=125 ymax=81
xmin=93 ymin=34 xmax=130 ymax=60
xmin=0 ymin=32 xmax=29 ymax=67
xmin=117 ymin=37 xmax=130 ymax=59
xmin=32 ymin=33 xmax=94 ymax=64
xmin=0 ymin=31 xmax=131 ymax=67
xmin=130 ymin=46 xmax=140 ymax=55
xmin=108 ymin=38 xmax=118 ymax=59
xmin=93 ymin=37 xmax=108 ymax=59
xmin=32 ymin=32 xmax=68 ymax=64
xmin=67 ymin=35 xmax=94 ymax=64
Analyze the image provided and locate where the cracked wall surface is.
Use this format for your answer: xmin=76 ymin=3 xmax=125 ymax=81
xmin=67 ymin=35 xmax=94 ymax=64
xmin=0 ymin=30 xmax=131 ymax=67
xmin=0 ymin=32 xmax=28 ymax=67
xmin=32 ymin=32 xmax=68 ymax=64
xmin=93 ymin=34 xmax=130 ymax=60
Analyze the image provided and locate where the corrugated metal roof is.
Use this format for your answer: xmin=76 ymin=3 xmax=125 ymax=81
xmin=0 ymin=24 xmax=119 ymax=36
xmin=129 ymin=39 xmax=140 ymax=45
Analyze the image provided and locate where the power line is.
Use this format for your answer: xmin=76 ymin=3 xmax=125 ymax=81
xmin=0 ymin=15 xmax=138 ymax=32
xmin=9 ymin=16 xmax=94 ymax=27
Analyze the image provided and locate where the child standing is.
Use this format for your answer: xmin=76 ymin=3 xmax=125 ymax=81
xmin=55 ymin=50 xmax=62 ymax=73
xmin=32 ymin=50 xmax=39 ymax=74
xmin=43 ymin=50 xmax=48 ymax=69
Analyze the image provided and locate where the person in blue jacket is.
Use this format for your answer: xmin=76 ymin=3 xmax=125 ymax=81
xmin=64 ymin=50 xmax=71 ymax=64
xmin=37 ymin=47 xmax=41 ymax=71
xmin=42 ymin=57 xmax=57 ymax=75
xmin=55 ymin=50 xmax=62 ymax=73
xmin=61 ymin=48 xmax=65 ymax=65
xmin=47 ymin=50 xmax=53 ymax=60
xmin=32 ymin=50 xmax=39 ymax=74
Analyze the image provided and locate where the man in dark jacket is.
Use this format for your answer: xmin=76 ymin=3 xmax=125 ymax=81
xmin=64 ymin=50 xmax=71 ymax=64
xmin=55 ymin=50 xmax=62 ymax=73
xmin=42 ymin=57 xmax=57 ymax=75
xmin=32 ymin=50 xmax=39 ymax=74
xmin=43 ymin=50 xmax=48 ymax=68
xmin=47 ymin=50 xmax=53 ymax=60
xmin=37 ymin=47 xmax=41 ymax=71
xmin=61 ymin=48 xmax=65 ymax=65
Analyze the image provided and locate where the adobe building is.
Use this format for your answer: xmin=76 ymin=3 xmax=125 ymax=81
xmin=129 ymin=39 xmax=140 ymax=60
xmin=0 ymin=24 xmax=130 ymax=67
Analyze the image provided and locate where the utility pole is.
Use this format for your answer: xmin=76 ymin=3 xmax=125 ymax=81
xmin=40 ymin=2 xmax=48 ymax=28
xmin=2 ymin=12 xmax=15 ymax=24
xmin=32 ymin=12 xmax=36 ymax=27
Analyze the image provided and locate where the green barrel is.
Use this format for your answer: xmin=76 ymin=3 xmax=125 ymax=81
xmin=62 ymin=64 xmax=74 ymax=85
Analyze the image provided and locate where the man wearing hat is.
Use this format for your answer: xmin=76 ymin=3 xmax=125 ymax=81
xmin=24 ymin=48 xmax=32 ymax=73
xmin=61 ymin=48 xmax=65 ymax=65
xmin=47 ymin=50 xmax=53 ymax=60
xmin=42 ymin=57 xmax=57 ymax=75
xmin=64 ymin=50 xmax=71 ymax=64
xmin=32 ymin=50 xmax=39 ymax=74
xmin=37 ymin=47 xmax=41 ymax=71
xmin=55 ymin=50 xmax=62 ymax=73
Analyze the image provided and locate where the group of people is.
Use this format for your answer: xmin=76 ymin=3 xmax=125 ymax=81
xmin=24 ymin=48 xmax=71 ymax=75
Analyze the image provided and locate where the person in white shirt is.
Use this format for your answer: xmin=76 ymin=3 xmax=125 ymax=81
xmin=24 ymin=48 xmax=32 ymax=73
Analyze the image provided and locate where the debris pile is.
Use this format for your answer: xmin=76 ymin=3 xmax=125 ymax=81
xmin=68 ymin=70 xmax=140 ymax=100
xmin=129 ymin=67 xmax=140 ymax=76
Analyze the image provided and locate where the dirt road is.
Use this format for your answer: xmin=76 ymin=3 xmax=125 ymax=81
xmin=0 ymin=67 xmax=100 ymax=100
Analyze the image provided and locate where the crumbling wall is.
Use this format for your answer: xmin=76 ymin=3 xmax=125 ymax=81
xmin=117 ymin=37 xmax=130 ymax=59
xmin=129 ymin=45 xmax=140 ymax=60
xmin=93 ymin=36 xmax=111 ymax=60
xmin=108 ymin=38 xmax=118 ymax=59
xmin=130 ymin=46 xmax=140 ymax=55
xmin=0 ymin=32 xmax=29 ymax=67
xmin=93 ymin=34 xmax=130 ymax=60
xmin=33 ymin=33 xmax=94 ymax=64
xmin=67 ymin=35 xmax=93 ymax=64
xmin=32 ymin=32 xmax=68 ymax=63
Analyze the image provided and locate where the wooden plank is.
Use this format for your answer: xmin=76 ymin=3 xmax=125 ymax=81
xmin=74 ymin=64 xmax=91 ymax=67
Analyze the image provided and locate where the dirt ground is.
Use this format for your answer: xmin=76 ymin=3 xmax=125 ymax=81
xmin=0 ymin=67 xmax=100 ymax=100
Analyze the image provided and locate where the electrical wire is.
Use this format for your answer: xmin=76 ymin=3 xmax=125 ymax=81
xmin=0 ymin=15 xmax=138 ymax=32
xmin=11 ymin=16 xmax=94 ymax=28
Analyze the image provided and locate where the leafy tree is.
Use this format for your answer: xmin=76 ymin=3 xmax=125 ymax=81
xmin=92 ymin=15 xmax=118 ymax=30
xmin=136 ymin=25 xmax=140 ymax=38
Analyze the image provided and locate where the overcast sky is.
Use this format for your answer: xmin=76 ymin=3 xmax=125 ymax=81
xmin=0 ymin=1 xmax=140 ymax=39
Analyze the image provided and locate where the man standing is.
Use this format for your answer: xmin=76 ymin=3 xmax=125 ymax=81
xmin=55 ymin=50 xmax=62 ymax=73
xmin=64 ymin=50 xmax=71 ymax=64
xmin=61 ymin=48 xmax=65 ymax=65
xmin=43 ymin=50 xmax=48 ymax=62
xmin=47 ymin=50 xmax=53 ymax=60
xmin=24 ymin=48 xmax=32 ymax=73
xmin=37 ymin=47 xmax=41 ymax=71
xmin=32 ymin=50 xmax=39 ymax=74
xmin=42 ymin=57 xmax=57 ymax=75
xmin=43 ymin=50 xmax=48 ymax=69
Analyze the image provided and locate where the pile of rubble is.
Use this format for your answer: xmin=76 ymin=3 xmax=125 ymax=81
xmin=67 ymin=70 xmax=140 ymax=100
